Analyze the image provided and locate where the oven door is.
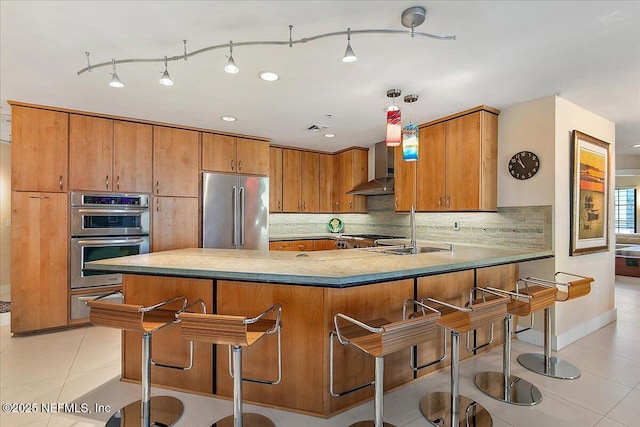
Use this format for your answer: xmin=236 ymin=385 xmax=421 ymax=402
xmin=70 ymin=236 xmax=150 ymax=289
xmin=70 ymin=207 xmax=150 ymax=236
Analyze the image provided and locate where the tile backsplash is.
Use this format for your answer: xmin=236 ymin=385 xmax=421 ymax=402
xmin=270 ymin=195 xmax=551 ymax=250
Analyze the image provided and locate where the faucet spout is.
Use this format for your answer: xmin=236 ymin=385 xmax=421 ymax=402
xmin=409 ymin=205 xmax=417 ymax=254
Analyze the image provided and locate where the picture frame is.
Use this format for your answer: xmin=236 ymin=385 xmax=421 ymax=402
xmin=570 ymin=130 xmax=610 ymax=256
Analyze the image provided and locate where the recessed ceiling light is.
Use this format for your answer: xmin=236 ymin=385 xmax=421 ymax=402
xmin=221 ymin=116 xmax=236 ymax=122
xmin=258 ymin=71 xmax=279 ymax=82
xmin=324 ymin=133 xmax=336 ymax=138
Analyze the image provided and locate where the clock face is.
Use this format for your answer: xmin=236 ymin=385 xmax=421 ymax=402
xmin=508 ymin=151 xmax=540 ymax=180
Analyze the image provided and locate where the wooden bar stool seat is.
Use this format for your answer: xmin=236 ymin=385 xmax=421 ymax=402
xmin=473 ymin=284 xmax=553 ymax=406
xmin=330 ymin=300 xmax=441 ymax=427
xmin=420 ymin=291 xmax=509 ymax=427
xmin=517 ymin=272 xmax=594 ymax=380
xmin=87 ymin=292 xmax=188 ymax=427
xmin=178 ymin=302 xmax=282 ymax=427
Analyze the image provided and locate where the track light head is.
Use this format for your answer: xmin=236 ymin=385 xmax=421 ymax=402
xmin=342 ymin=28 xmax=357 ymax=63
xmin=159 ymin=56 xmax=173 ymax=86
xmin=109 ymin=59 xmax=123 ymax=88
xmin=224 ymin=41 xmax=239 ymax=74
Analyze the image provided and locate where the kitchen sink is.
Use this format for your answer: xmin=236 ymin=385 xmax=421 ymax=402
xmin=360 ymin=244 xmax=452 ymax=255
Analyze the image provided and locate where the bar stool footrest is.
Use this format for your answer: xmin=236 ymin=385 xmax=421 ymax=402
xmin=517 ymin=353 xmax=581 ymax=379
xmin=348 ymin=421 xmax=396 ymax=427
xmin=105 ymin=396 xmax=183 ymax=427
xmin=420 ymin=391 xmax=492 ymax=427
xmin=212 ymin=413 xmax=275 ymax=427
xmin=474 ymin=371 xmax=542 ymax=406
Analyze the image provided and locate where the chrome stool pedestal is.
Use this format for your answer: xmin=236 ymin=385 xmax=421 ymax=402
xmin=87 ymin=292 xmax=189 ymax=427
xmin=517 ymin=272 xmax=594 ymax=380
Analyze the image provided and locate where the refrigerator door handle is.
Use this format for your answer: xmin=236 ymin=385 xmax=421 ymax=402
xmin=232 ymin=185 xmax=237 ymax=246
xmin=239 ymin=186 xmax=245 ymax=246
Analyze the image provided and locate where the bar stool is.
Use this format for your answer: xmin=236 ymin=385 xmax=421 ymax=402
xmin=419 ymin=290 xmax=509 ymax=427
xmin=330 ymin=299 xmax=441 ymax=427
xmin=178 ymin=301 xmax=282 ymax=427
xmin=473 ymin=283 xmax=554 ymax=405
xmin=86 ymin=291 xmax=189 ymax=427
xmin=517 ymin=272 xmax=594 ymax=380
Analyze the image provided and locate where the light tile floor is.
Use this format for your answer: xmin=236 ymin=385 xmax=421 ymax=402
xmin=1 ymin=276 xmax=639 ymax=427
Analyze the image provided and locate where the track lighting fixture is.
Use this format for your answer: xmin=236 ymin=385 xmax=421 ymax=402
xmin=159 ymin=56 xmax=174 ymax=86
xmin=342 ymin=28 xmax=357 ymax=63
xmin=224 ymin=41 xmax=239 ymax=74
xmin=109 ymin=59 xmax=123 ymax=88
xmin=79 ymin=7 xmax=454 ymax=86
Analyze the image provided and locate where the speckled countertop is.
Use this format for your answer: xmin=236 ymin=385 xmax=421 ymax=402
xmin=87 ymin=245 xmax=553 ymax=288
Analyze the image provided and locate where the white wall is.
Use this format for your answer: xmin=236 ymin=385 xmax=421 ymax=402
xmin=498 ymin=95 xmax=616 ymax=350
xmin=0 ymin=142 xmax=10 ymax=291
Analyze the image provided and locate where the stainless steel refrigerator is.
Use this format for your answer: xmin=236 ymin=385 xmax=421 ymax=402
xmin=202 ymin=172 xmax=269 ymax=250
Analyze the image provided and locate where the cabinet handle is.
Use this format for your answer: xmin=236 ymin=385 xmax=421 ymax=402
xmin=156 ymin=180 xmax=159 ymax=194
xmin=116 ymin=176 xmax=120 ymax=190
xmin=231 ymin=159 xmax=235 ymax=171
xmin=278 ymin=200 xmax=281 ymax=211
xmin=395 ymin=198 xmax=399 ymax=208
xmin=59 ymin=175 xmax=63 ymax=191
xmin=445 ymin=195 xmax=450 ymax=208
xmin=303 ymin=202 xmax=306 ymax=211
xmin=298 ymin=201 xmax=301 ymax=211
xmin=105 ymin=175 xmax=109 ymax=190
xmin=297 ymin=244 xmax=305 ymax=250
xmin=349 ymin=200 xmax=353 ymax=210
xmin=156 ymin=198 xmax=159 ymax=212
xmin=438 ymin=196 xmax=442 ymax=207
xmin=335 ymin=201 xmax=339 ymax=210
xmin=30 ymin=196 xmax=49 ymax=199
xmin=238 ymin=160 xmax=242 ymax=172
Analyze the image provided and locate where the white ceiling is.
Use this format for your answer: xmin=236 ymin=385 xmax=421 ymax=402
xmin=1 ymin=1 xmax=639 ymax=157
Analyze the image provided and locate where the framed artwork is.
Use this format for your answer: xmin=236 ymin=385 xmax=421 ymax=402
xmin=570 ymin=130 xmax=610 ymax=256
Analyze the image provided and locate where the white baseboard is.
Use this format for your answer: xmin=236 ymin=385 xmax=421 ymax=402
xmin=517 ymin=308 xmax=617 ymax=351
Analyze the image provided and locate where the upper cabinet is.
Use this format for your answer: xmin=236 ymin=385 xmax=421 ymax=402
xmin=396 ymin=106 xmax=499 ymax=212
xmin=11 ymin=106 xmax=68 ymax=192
xmin=154 ymin=126 xmax=200 ymax=197
xmin=283 ymin=149 xmax=320 ymax=212
xmin=318 ymin=153 xmax=334 ymax=213
xmin=69 ymin=116 xmax=153 ymax=193
xmin=202 ymin=133 xmax=269 ymax=176
xmin=333 ymin=148 xmax=368 ymax=213
xmin=269 ymin=147 xmax=283 ymax=212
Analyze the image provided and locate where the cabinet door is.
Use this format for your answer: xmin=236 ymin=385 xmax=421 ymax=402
xmin=282 ymin=149 xmax=302 ymax=212
xmin=151 ymin=196 xmax=199 ymax=251
xmin=301 ymin=151 xmax=319 ymax=212
xmin=319 ymin=154 xmax=333 ymax=212
xmin=339 ymin=149 xmax=368 ymax=213
xmin=446 ymin=113 xmax=481 ymax=211
xmin=314 ymin=239 xmax=336 ymax=250
xmin=237 ymin=138 xmax=269 ymax=176
xmin=417 ymin=123 xmax=446 ymax=211
xmin=11 ymin=107 xmax=69 ymax=192
xmin=269 ymin=147 xmax=283 ymax=212
xmin=154 ymin=126 xmax=200 ymax=197
xmin=202 ymin=133 xmax=236 ymax=173
xmin=269 ymin=241 xmax=293 ymax=251
xmin=394 ymin=145 xmax=416 ymax=212
xmin=69 ymin=115 xmax=114 ymax=191
xmin=113 ymin=121 xmax=153 ymax=193
xmin=11 ymin=192 xmax=68 ymax=333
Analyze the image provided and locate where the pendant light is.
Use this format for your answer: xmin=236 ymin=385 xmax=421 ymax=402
xmin=385 ymin=89 xmax=401 ymax=147
xmin=342 ymin=28 xmax=357 ymax=62
xmin=224 ymin=40 xmax=239 ymax=74
xmin=109 ymin=59 xmax=123 ymax=88
xmin=402 ymin=94 xmax=419 ymax=161
xmin=159 ymin=56 xmax=174 ymax=86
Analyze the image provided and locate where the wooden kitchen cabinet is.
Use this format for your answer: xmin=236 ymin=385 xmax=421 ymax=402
xmin=332 ymin=148 xmax=368 ymax=213
xmin=10 ymin=105 xmax=68 ymax=192
xmin=283 ymin=149 xmax=319 ymax=212
xmin=151 ymin=196 xmax=199 ymax=251
xmin=319 ymin=154 xmax=334 ymax=212
xmin=10 ymin=191 xmax=68 ymax=333
xmin=153 ymin=126 xmax=200 ymax=197
xmin=202 ymin=133 xmax=269 ymax=176
xmin=393 ymin=143 xmax=416 ymax=212
xmin=402 ymin=106 xmax=499 ymax=212
xmin=269 ymin=147 xmax=283 ymax=212
xmin=69 ymin=116 xmax=153 ymax=192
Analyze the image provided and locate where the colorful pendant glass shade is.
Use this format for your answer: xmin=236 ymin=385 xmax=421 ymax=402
xmin=402 ymin=124 xmax=419 ymax=161
xmin=386 ymin=109 xmax=402 ymax=147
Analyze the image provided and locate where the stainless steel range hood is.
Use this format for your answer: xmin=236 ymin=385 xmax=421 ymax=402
xmin=347 ymin=142 xmax=394 ymax=196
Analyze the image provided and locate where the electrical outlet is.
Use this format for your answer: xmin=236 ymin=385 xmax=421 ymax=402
xmin=453 ymin=221 xmax=460 ymax=231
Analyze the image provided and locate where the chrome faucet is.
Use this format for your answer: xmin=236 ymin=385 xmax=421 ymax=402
xmin=409 ymin=205 xmax=417 ymax=254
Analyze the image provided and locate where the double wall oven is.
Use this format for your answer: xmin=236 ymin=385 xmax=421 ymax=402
xmin=69 ymin=192 xmax=150 ymax=319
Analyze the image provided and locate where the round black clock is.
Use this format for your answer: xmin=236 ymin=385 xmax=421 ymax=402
xmin=508 ymin=151 xmax=540 ymax=180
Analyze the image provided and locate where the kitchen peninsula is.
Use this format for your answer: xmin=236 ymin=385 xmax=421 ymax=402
xmin=88 ymin=244 xmax=552 ymax=417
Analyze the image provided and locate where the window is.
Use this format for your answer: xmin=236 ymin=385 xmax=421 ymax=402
xmin=614 ymin=188 xmax=637 ymax=234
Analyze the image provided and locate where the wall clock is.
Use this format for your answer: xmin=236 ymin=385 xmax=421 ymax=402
xmin=508 ymin=151 xmax=540 ymax=180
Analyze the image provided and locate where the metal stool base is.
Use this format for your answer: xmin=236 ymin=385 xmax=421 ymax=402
xmin=474 ymin=371 xmax=542 ymax=406
xmin=420 ymin=391 xmax=492 ymax=427
xmin=212 ymin=413 xmax=275 ymax=427
xmin=348 ymin=421 xmax=396 ymax=427
xmin=517 ymin=353 xmax=581 ymax=380
xmin=105 ymin=396 xmax=183 ymax=427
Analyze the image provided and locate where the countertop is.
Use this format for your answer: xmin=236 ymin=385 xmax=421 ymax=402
xmin=87 ymin=244 xmax=553 ymax=288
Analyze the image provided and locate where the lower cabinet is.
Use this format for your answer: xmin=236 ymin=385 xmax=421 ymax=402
xmin=269 ymin=239 xmax=336 ymax=251
xmin=11 ymin=191 xmax=69 ymax=333
xmin=151 ymin=196 xmax=199 ymax=251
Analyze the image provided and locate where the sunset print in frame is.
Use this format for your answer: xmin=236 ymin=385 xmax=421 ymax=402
xmin=570 ymin=130 xmax=610 ymax=256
